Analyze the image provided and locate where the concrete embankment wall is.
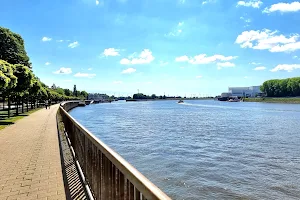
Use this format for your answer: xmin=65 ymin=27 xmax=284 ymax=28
xmin=60 ymin=101 xmax=79 ymax=112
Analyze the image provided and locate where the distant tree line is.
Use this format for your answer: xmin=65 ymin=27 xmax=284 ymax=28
xmin=0 ymin=26 xmax=87 ymax=117
xmin=133 ymin=93 xmax=184 ymax=100
xmin=261 ymin=77 xmax=300 ymax=97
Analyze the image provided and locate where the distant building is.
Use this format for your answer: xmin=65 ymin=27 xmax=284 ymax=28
xmin=88 ymin=93 xmax=109 ymax=101
xmin=228 ymin=86 xmax=262 ymax=97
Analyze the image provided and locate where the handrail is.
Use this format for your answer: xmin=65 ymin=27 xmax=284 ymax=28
xmin=59 ymin=101 xmax=171 ymax=200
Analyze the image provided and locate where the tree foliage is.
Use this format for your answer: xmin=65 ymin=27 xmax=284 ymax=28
xmin=261 ymin=77 xmax=300 ymax=97
xmin=0 ymin=27 xmax=31 ymax=67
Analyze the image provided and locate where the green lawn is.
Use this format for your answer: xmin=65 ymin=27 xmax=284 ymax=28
xmin=0 ymin=108 xmax=41 ymax=130
xmin=244 ymin=97 xmax=300 ymax=104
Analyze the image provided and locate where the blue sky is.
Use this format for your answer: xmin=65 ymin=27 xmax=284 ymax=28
xmin=1 ymin=0 xmax=300 ymax=96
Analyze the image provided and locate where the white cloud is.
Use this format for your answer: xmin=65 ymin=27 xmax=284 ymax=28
xmin=68 ymin=41 xmax=79 ymax=48
xmin=175 ymin=54 xmax=237 ymax=65
xmin=244 ymin=76 xmax=249 ymax=79
xmin=53 ymin=67 xmax=72 ymax=74
xmin=196 ymin=75 xmax=203 ymax=78
xmin=217 ymin=62 xmax=235 ymax=70
xmin=122 ymin=68 xmax=136 ymax=74
xmin=237 ymin=0 xmax=262 ymax=8
xmin=202 ymin=0 xmax=215 ymax=5
xmin=113 ymin=81 xmax=123 ymax=84
xmin=250 ymin=62 xmax=261 ymax=65
xmin=103 ymin=48 xmax=120 ymax=57
xmin=45 ymin=62 xmax=51 ymax=66
xmin=42 ymin=37 xmax=52 ymax=42
xmin=235 ymin=29 xmax=300 ymax=52
xmin=57 ymin=40 xmax=64 ymax=42
xmin=160 ymin=61 xmax=169 ymax=66
xmin=88 ymin=68 xmax=93 ymax=70
xmin=120 ymin=49 xmax=154 ymax=65
xmin=64 ymin=80 xmax=72 ymax=82
xmin=254 ymin=66 xmax=266 ymax=70
xmin=179 ymin=0 xmax=186 ymax=4
xmin=165 ymin=21 xmax=184 ymax=37
xmin=74 ymin=72 xmax=96 ymax=78
xmin=263 ymin=2 xmax=300 ymax=13
xmin=270 ymin=64 xmax=300 ymax=72
xmin=96 ymin=0 xmax=99 ymax=5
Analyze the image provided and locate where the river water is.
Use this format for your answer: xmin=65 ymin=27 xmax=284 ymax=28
xmin=69 ymin=100 xmax=300 ymax=200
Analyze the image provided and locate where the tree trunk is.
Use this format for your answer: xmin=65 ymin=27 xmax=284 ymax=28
xmin=16 ymin=98 xmax=19 ymax=116
xmin=22 ymin=97 xmax=24 ymax=113
xmin=8 ymin=96 xmax=10 ymax=118
xmin=2 ymin=96 xmax=4 ymax=111
xmin=26 ymin=96 xmax=29 ymax=112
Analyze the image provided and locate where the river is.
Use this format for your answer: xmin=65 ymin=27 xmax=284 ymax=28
xmin=69 ymin=100 xmax=300 ymax=200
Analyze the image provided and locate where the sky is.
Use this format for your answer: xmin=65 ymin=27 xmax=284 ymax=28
xmin=1 ymin=0 xmax=300 ymax=97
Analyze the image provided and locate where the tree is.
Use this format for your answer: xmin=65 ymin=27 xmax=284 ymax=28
xmin=80 ymin=91 xmax=88 ymax=99
xmin=64 ymin=89 xmax=73 ymax=96
xmin=0 ymin=27 xmax=31 ymax=68
xmin=261 ymin=77 xmax=300 ymax=97
xmin=12 ymin=64 xmax=33 ymax=115
xmin=0 ymin=59 xmax=17 ymax=117
xmin=151 ymin=94 xmax=156 ymax=99
xmin=73 ymin=85 xmax=77 ymax=97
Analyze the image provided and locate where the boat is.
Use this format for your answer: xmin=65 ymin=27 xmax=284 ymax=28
xmin=178 ymin=100 xmax=184 ymax=103
xmin=228 ymin=97 xmax=240 ymax=102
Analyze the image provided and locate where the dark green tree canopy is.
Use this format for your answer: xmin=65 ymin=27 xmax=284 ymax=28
xmin=0 ymin=27 xmax=31 ymax=68
xmin=261 ymin=77 xmax=300 ymax=97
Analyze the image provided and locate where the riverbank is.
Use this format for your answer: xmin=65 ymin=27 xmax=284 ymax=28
xmin=126 ymin=98 xmax=213 ymax=102
xmin=244 ymin=97 xmax=300 ymax=104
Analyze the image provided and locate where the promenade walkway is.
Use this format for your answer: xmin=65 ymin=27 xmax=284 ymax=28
xmin=0 ymin=104 xmax=84 ymax=200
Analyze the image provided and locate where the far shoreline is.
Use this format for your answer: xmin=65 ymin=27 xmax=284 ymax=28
xmin=244 ymin=97 xmax=300 ymax=104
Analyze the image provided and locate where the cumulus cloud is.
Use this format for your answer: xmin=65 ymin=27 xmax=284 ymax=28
xmin=103 ymin=48 xmax=120 ymax=57
xmin=263 ymin=2 xmax=300 ymax=13
xmin=45 ymin=62 xmax=51 ymax=66
xmin=120 ymin=49 xmax=154 ymax=65
xmin=74 ymin=73 xmax=96 ymax=78
xmin=270 ymin=64 xmax=300 ymax=72
xmin=42 ymin=37 xmax=52 ymax=42
xmin=96 ymin=0 xmax=99 ymax=5
xmin=68 ymin=41 xmax=79 ymax=48
xmin=250 ymin=62 xmax=261 ymax=65
xmin=196 ymin=75 xmax=203 ymax=78
xmin=235 ymin=29 xmax=300 ymax=52
xmin=121 ymin=68 xmax=136 ymax=74
xmin=53 ymin=67 xmax=72 ymax=74
xmin=175 ymin=54 xmax=237 ymax=65
xmin=237 ymin=0 xmax=262 ymax=8
xmin=202 ymin=0 xmax=215 ymax=5
xmin=88 ymin=68 xmax=93 ymax=70
xmin=254 ymin=66 xmax=266 ymax=70
xmin=217 ymin=62 xmax=235 ymax=70
xmin=159 ymin=61 xmax=169 ymax=66
xmin=165 ymin=22 xmax=184 ymax=37
xmin=57 ymin=40 xmax=64 ymax=42
xmin=113 ymin=81 xmax=123 ymax=84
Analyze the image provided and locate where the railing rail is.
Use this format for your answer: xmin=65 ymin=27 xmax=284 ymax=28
xmin=59 ymin=102 xmax=171 ymax=200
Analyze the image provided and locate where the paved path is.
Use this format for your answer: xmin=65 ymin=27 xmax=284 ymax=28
xmin=0 ymin=105 xmax=66 ymax=200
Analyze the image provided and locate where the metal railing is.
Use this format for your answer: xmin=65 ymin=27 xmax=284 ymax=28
xmin=59 ymin=102 xmax=171 ymax=200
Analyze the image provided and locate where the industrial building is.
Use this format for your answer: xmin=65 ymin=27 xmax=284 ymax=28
xmin=220 ymin=86 xmax=262 ymax=98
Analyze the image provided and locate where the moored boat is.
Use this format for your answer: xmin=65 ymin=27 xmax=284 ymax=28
xmin=178 ymin=100 xmax=184 ymax=103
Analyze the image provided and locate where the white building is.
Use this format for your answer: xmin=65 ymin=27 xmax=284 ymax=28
xmin=228 ymin=86 xmax=262 ymax=97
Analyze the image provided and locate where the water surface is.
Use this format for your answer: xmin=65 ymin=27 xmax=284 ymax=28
xmin=70 ymin=100 xmax=300 ymax=200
